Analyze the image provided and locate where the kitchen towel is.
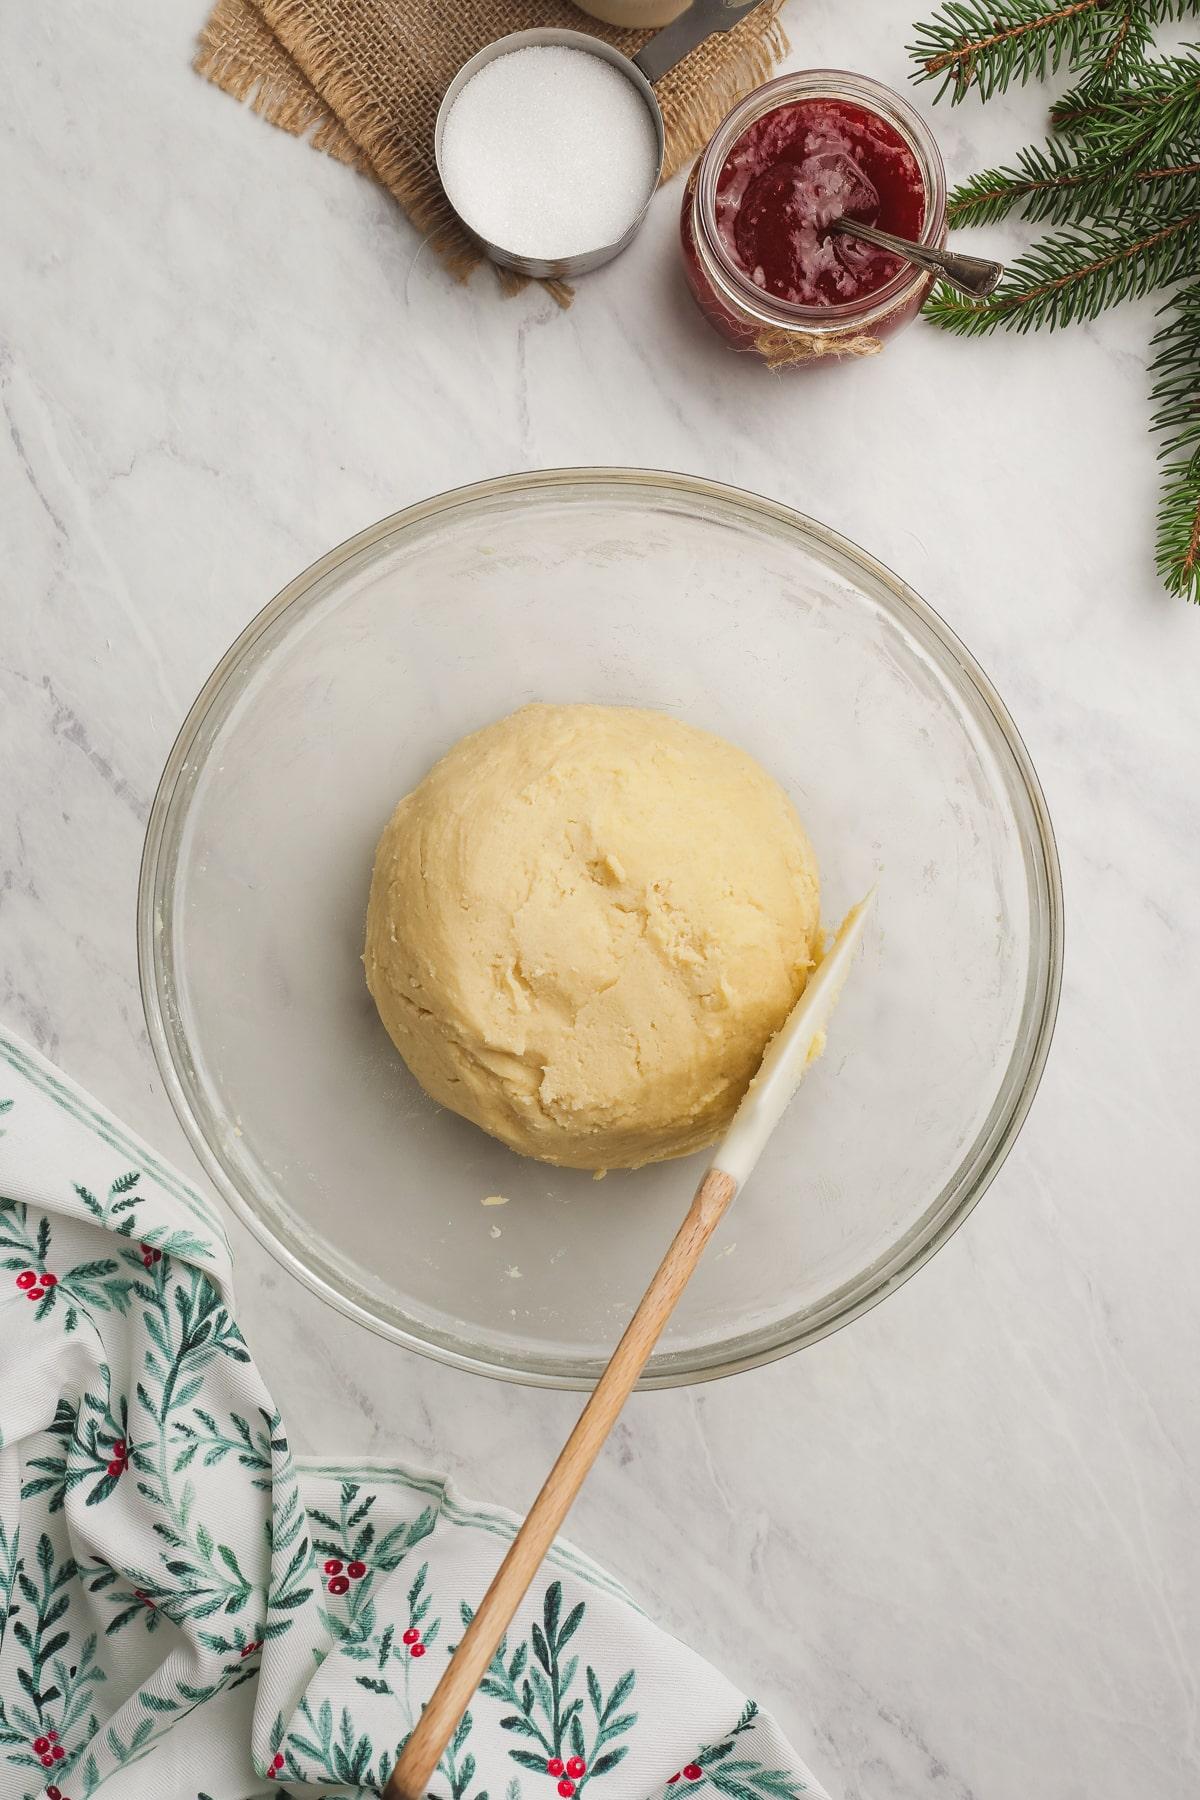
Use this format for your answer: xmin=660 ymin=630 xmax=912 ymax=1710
xmin=0 ymin=1028 xmax=827 ymax=1800
xmin=193 ymin=0 xmax=789 ymax=298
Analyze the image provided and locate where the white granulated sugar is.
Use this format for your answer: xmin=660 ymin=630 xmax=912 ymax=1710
xmin=440 ymin=45 xmax=659 ymax=260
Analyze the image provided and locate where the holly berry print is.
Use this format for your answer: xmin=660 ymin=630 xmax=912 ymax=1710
xmin=1 ymin=1200 xmax=124 ymax=1334
xmin=1 ymin=1141 xmax=310 ymax=1795
xmin=474 ymin=1580 xmax=637 ymax=1794
xmin=312 ymin=1481 xmax=438 ymax=1655
xmin=0 ymin=1527 xmax=103 ymax=1789
xmin=661 ymin=1702 xmax=813 ymax=1800
xmin=0 ymin=1029 xmax=830 ymax=1800
xmin=267 ymin=1577 xmax=636 ymax=1797
xmin=20 ymin=1386 xmax=144 ymax=1514
xmin=73 ymin=1168 xmax=213 ymax=1265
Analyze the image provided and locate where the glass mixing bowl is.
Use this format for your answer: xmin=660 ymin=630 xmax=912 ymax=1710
xmin=139 ymin=470 xmax=1061 ymax=1389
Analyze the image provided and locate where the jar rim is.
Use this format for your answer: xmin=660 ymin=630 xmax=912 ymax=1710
xmin=691 ymin=68 xmax=948 ymax=331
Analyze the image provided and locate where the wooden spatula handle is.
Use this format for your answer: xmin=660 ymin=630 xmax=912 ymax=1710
xmin=383 ymin=1165 xmax=738 ymax=1800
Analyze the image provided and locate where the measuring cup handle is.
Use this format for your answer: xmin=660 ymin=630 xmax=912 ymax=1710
xmin=633 ymin=0 xmax=772 ymax=85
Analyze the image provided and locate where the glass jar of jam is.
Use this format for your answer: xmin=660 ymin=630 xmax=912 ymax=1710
xmin=680 ymin=70 xmax=947 ymax=367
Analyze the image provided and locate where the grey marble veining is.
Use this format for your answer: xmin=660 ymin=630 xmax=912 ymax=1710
xmin=2 ymin=4 xmax=1198 ymax=1797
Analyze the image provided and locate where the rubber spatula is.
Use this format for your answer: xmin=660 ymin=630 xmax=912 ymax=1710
xmin=384 ymin=890 xmax=875 ymax=1799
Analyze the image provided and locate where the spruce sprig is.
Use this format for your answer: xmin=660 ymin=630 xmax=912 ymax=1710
xmin=1051 ymin=45 xmax=1200 ymax=149
xmin=908 ymin=0 xmax=1190 ymax=104
xmin=1150 ymin=283 xmax=1200 ymax=594
xmin=925 ymin=208 xmax=1200 ymax=331
xmin=946 ymin=138 xmax=1200 ymax=226
xmin=911 ymin=8 xmax=1200 ymax=599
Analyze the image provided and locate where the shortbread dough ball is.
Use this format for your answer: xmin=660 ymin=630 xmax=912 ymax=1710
xmin=365 ymin=704 xmax=821 ymax=1169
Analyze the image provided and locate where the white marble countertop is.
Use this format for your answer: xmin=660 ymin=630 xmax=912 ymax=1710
xmin=3 ymin=3 xmax=1198 ymax=1796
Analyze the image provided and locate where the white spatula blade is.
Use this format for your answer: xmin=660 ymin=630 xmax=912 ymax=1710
xmin=712 ymin=890 xmax=874 ymax=1190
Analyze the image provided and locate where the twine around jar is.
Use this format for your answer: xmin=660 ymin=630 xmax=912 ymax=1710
xmin=752 ymin=329 xmax=884 ymax=368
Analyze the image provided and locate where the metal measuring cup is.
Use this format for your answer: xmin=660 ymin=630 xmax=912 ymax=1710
xmin=433 ymin=1 xmax=772 ymax=281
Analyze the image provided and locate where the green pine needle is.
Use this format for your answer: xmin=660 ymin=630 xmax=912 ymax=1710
xmin=1150 ymin=284 xmax=1200 ymax=598
xmin=1051 ymin=45 xmax=1200 ymax=153
xmin=908 ymin=0 xmax=1189 ymax=105
xmin=1156 ymin=459 xmax=1200 ymax=597
xmin=947 ymin=138 xmax=1200 ymax=226
xmin=925 ymin=209 xmax=1200 ymax=333
xmin=912 ymin=3 xmax=1200 ymax=599
xmin=1149 ymin=282 xmax=1200 ymax=453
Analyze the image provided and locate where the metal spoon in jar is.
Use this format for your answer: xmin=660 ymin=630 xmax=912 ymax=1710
xmin=831 ymin=216 xmax=1003 ymax=299
xmin=818 ymin=151 xmax=1004 ymax=300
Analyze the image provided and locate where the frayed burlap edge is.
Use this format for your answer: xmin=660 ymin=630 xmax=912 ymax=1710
xmin=194 ymin=0 xmax=788 ymax=314
xmin=195 ymin=0 xmax=364 ymax=168
xmin=194 ymin=0 xmax=576 ymax=304
xmin=658 ymin=12 xmax=788 ymax=183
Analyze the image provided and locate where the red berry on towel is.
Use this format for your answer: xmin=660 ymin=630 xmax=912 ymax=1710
xmin=410 ymin=1642 xmax=426 ymax=1658
xmin=34 ymin=1738 xmax=51 ymax=1756
xmin=47 ymin=1787 xmax=61 ymax=1799
xmin=347 ymin=1560 xmax=366 ymax=1579
xmin=47 ymin=1733 xmax=58 ymax=1742
xmin=107 ymin=1460 xmax=122 ymax=1477
xmin=669 ymin=1776 xmax=681 ymax=1785
xmin=327 ymin=1575 xmax=349 ymax=1595
xmin=16 ymin=1270 xmax=35 ymax=1288
xmin=402 ymin=1628 xmax=420 ymax=1645
xmin=42 ymin=1756 xmax=55 ymax=1768
xmin=546 ymin=1760 xmax=564 ymax=1777
xmin=42 ymin=1272 xmax=57 ymax=1287
xmin=684 ymin=1766 xmax=703 ymax=1781
xmin=557 ymin=1782 xmax=575 ymax=1798
xmin=28 ymin=1287 xmax=44 ymax=1300
xmin=113 ymin=1440 xmax=126 ymax=1456
xmin=51 ymin=1747 xmax=65 ymax=1762
xmin=142 ymin=1255 xmax=153 ymax=1267
xmin=567 ymin=1758 xmax=586 ymax=1779
xmin=323 ymin=1559 xmax=343 ymax=1574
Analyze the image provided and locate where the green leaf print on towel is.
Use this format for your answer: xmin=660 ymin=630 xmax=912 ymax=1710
xmin=0 ymin=1026 xmax=829 ymax=1800
xmin=663 ymin=1702 xmax=813 ymax=1799
xmin=472 ymin=1580 xmax=637 ymax=1794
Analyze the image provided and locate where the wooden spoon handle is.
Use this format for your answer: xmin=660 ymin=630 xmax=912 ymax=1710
xmin=383 ymin=1165 xmax=738 ymax=1800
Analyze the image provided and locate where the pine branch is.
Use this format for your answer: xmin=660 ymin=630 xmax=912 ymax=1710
xmin=1071 ymin=0 xmax=1200 ymax=90
xmin=1150 ymin=283 xmax=1200 ymax=598
xmin=924 ymin=208 xmax=1200 ymax=332
xmin=910 ymin=0 xmax=1105 ymax=104
xmin=912 ymin=1 xmax=1200 ymax=599
xmin=947 ymin=137 xmax=1200 ymax=226
xmin=908 ymin=0 xmax=1187 ymax=104
xmin=1051 ymin=44 xmax=1200 ymax=151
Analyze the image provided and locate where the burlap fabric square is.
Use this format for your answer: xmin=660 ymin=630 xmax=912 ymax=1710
xmin=195 ymin=0 xmax=789 ymax=301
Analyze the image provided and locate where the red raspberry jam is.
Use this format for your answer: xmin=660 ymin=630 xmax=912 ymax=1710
xmin=679 ymin=73 xmax=944 ymax=367
xmin=715 ymin=99 xmax=925 ymax=307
